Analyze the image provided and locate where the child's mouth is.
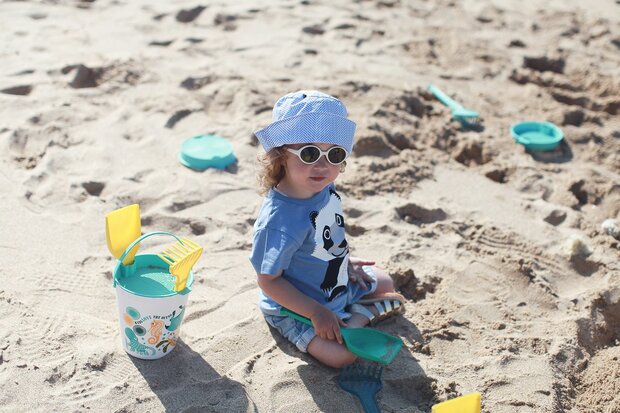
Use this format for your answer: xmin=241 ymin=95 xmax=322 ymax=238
xmin=310 ymin=177 xmax=325 ymax=182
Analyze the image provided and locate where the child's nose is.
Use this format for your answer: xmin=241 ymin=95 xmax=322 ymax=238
xmin=314 ymin=155 xmax=330 ymax=167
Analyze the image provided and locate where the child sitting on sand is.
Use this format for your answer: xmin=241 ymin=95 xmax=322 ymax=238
xmin=249 ymin=90 xmax=405 ymax=368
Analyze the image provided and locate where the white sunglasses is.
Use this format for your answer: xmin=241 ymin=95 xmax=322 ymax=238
xmin=286 ymin=145 xmax=349 ymax=165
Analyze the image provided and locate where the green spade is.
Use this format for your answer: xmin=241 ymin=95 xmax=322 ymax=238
xmin=280 ymin=307 xmax=403 ymax=365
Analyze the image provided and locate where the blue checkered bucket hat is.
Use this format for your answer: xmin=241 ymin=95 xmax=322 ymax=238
xmin=254 ymin=90 xmax=356 ymax=153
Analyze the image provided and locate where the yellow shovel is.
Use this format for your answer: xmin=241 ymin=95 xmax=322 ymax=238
xmin=105 ymin=204 xmax=142 ymax=265
xmin=432 ymin=393 xmax=481 ymax=413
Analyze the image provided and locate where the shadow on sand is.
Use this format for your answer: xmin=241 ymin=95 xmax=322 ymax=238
xmin=129 ymin=340 xmax=253 ymax=412
xmin=267 ymin=316 xmax=437 ymax=413
xmin=527 ymin=140 xmax=573 ymax=164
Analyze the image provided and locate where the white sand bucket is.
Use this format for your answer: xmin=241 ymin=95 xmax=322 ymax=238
xmin=113 ymin=232 xmax=195 ymax=360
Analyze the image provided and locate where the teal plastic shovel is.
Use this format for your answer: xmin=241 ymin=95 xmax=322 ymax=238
xmin=428 ymin=84 xmax=479 ymax=126
xmin=280 ymin=307 xmax=403 ymax=365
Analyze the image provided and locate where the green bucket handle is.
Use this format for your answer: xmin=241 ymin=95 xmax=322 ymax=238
xmin=118 ymin=231 xmax=182 ymax=264
xmin=114 ymin=231 xmax=182 ymax=287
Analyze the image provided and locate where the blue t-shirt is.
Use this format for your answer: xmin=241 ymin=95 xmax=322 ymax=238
xmin=249 ymin=184 xmax=351 ymax=316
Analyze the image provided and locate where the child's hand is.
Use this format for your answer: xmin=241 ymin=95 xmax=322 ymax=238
xmin=310 ymin=306 xmax=347 ymax=344
xmin=348 ymin=257 xmax=376 ymax=290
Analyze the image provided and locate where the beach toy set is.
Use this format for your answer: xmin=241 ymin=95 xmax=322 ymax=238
xmin=428 ymin=84 xmax=564 ymax=151
xmin=105 ymin=204 xmax=203 ymax=360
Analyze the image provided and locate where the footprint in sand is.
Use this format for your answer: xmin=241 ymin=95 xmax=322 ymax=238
xmin=148 ymin=39 xmax=174 ymax=47
xmin=165 ymin=109 xmax=196 ymax=129
xmin=12 ymin=310 xmax=85 ymax=372
xmin=1 ymin=85 xmax=33 ymax=96
xmin=31 ymin=255 xmax=112 ymax=300
xmin=64 ymin=64 xmax=103 ymax=88
xmin=62 ymin=62 xmax=142 ymax=89
xmin=459 ymin=223 xmax=569 ymax=283
xmin=389 ymin=266 xmax=441 ymax=301
xmin=345 ymin=223 xmax=367 ymax=237
xmin=301 ymin=24 xmax=325 ymax=35
xmin=453 ymin=140 xmax=492 ymax=167
xmin=180 ymin=75 xmax=214 ymax=91
xmin=166 ymin=200 xmax=203 ymax=213
xmin=214 ymin=13 xmax=238 ymax=31
xmin=28 ymin=12 xmax=47 ymax=20
xmin=559 ymin=175 xmax=617 ymax=214
xmin=569 ymin=180 xmax=589 ymax=208
xmin=508 ymin=39 xmax=526 ymax=48
xmin=81 ymin=181 xmax=105 ymax=197
xmin=543 ymin=209 xmax=567 ymax=226
xmin=333 ymin=22 xmax=356 ymax=30
xmin=185 ymin=37 xmax=205 ymax=44
xmin=395 ymin=202 xmax=447 ymax=225
xmin=144 ymin=212 xmax=213 ymax=237
xmin=475 ymin=6 xmax=505 ymax=25
xmin=562 ymin=109 xmax=586 ymax=126
xmin=2 ymin=298 xmax=149 ymax=410
xmin=9 ymin=129 xmax=50 ymax=169
xmin=68 ymin=183 xmax=93 ymax=203
xmin=448 ymin=261 xmax=542 ymax=323
xmin=384 ymin=369 xmax=438 ymax=412
xmin=175 ymin=5 xmax=206 ymax=23
xmin=55 ymin=349 xmax=139 ymax=408
xmin=483 ymin=167 xmax=509 ymax=184
xmin=576 ymin=291 xmax=620 ymax=353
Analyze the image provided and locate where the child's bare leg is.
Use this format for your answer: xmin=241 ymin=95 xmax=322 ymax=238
xmin=365 ymin=266 xmax=395 ymax=298
xmin=307 ymin=336 xmax=356 ymax=369
xmin=356 ymin=266 xmax=401 ymax=322
xmin=306 ymin=311 xmax=382 ymax=368
xmin=307 ymin=268 xmax=399 ymax=368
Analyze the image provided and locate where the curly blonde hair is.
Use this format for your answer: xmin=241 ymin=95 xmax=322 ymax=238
xmin=256 ymin=147 xmax=287 ymax=196
xmin=256 ymin=146 xmax=347 ymax=196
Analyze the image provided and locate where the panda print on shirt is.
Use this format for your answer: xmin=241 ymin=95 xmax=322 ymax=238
xmin=309 ymin=188 xmax=350 ymax=302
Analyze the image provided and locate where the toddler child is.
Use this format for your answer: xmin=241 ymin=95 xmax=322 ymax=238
xmin=249 ymin=90 xmax=405 ymax=368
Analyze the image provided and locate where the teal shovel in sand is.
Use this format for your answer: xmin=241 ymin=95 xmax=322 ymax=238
xmin=428 ymin=84 xmax=480 ymax=127
xmin=280 ymin=308 xmax=403 ymax=365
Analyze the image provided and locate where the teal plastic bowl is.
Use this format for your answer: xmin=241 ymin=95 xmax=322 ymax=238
xmin=510 ymin=121 xmax=563 ymax=151
xmin=179 ymin=134 xmax=236 ymax=170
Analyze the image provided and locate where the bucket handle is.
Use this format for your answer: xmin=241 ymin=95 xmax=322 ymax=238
xmin=118 ymin=231 xmax=182 ymax=264
xmin=114 ymin=231 xmax=183 ymax=287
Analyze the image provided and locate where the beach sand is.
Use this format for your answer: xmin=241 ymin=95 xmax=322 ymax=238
xmin=1 ymin=0 xmax=619 ymax=411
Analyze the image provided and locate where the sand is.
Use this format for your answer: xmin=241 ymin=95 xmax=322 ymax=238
xmin=1 ymin=0 xmax=619 ymax=412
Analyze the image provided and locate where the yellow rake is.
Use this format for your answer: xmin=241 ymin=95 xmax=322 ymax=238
xmin=158 ymin=237 xmax=203 ymax=292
